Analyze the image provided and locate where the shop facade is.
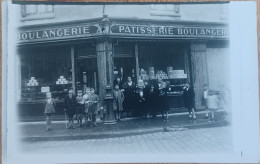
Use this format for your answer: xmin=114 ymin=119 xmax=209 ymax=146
xmin=16 ymin=4 xmax=229 ymax=119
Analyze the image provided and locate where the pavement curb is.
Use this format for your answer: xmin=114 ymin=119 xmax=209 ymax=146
xmin=21 ymin=120 xmax=229 ymax=142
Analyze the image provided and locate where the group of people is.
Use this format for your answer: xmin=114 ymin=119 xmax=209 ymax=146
xmin=113 ymin=76 xmax=172 ymax=121
xmin=43 ymin=87 xmax=99 ymax=131
xmin=43 ymin=76 xmax=216 ymax=131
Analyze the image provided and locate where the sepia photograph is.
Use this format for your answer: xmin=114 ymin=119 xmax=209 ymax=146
xmin=2 ymin=1 xmax=260 ymax=163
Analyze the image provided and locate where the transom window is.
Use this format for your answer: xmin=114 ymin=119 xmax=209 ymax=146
xmin=21 ymin=4 xmax=54 ymax=20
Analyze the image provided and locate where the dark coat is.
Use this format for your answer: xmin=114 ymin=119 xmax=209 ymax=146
xmin=158 ymin=88 xmax=168 ymax=112
xmin=64 ymin=94 xmax=77 ymax=117
xmin=183 ymin=87 xmax=195 ymax=109
xmin=123 ymin=82 xmax=136 ymax=110
xmin=135 ymin=91 xmax=148 ymax=116
xmin=76 ymin=96 xmax=85 ymax=114
xmin=148 ymin=87 xmax=159 ymax=112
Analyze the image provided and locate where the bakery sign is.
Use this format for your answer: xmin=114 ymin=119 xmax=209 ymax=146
xmin=17 ymin=23 xmax=229 ymax=43
xmin=111 ymin=24 xmax=229 ymax=38
xmin=18 ymin=24 xmax=100 ymax=43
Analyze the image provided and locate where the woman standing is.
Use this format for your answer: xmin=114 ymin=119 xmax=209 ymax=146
xmin=158 ymin=80 xmax=168 ymax=120
xmin=135 ymin=85 xmax=147 ymax=118
xmin=149 ymin=83 xmax=159 ymax=118
xmin=123 ymin=77 xmax=136 ymax=117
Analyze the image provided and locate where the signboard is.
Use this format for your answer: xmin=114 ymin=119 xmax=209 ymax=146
xmin=17 ymin=21 xmax=229 ymax=44
xmin=168 ymin=70 xmax=187 ymax=79
xmin=18 ymin=24 xmax=100 ymax=43
xmin=111 ymin=24 xmax=229 ymax=38
xmin=41 ymin=86 xmax=50 ymax=93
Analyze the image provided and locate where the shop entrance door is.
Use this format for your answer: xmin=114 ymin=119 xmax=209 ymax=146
xmin=75 ymin=57 xmax=98 ymax=93
xmin=114 ymin=57 xmax=135 ymax=83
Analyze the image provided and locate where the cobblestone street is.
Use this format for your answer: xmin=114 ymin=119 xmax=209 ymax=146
xmin=20 ymin=126 xmax=233 ymax=154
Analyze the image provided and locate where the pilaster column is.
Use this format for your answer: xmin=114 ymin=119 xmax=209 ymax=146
xmin=96 ymin=39 xmax=116 ymax=124
xmin=190 ymin=43 xmax=209 ymax=109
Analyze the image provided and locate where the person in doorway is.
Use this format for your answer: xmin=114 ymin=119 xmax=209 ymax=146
xmin=64 ymin=88 xmax=77 ymax=129
xmin=113 ymin=76 xmax=123 ymax=90
xmin=123 ymin=76 xmax=136 ymax=117
xmin=183 ymin=83 xmax=196 ymax=120
xmin=149 ymin=83 xmax=159 ymax=118
xmin=143 ymin=80 xmax=151 ymax=118
xmin=44 ymin=92 xmax=56 ymax=131
xmin=113 ymin=84 xmax=125 ymax=121
xmin=88 ymin=88 xmax=99 ymax=127
xmin=158 ymin=80 xmax=168 ymax=120
xmin=83 ymin=87 xmax=91 ymax=126
xmin=135 ymin=81 xmax=148 ymax=119
xmin=76 ymin=90 xmax=84 ymax=127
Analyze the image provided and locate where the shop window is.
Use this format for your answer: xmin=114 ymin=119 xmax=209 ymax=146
xmin=21 ymin=4 xmax=55 ymax=21
xmin=150 ymin=4 xmax=181 ymax=17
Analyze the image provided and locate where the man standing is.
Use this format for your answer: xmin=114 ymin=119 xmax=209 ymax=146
xmin=183 ymin=83 xmax=196 ymax=120
xmin=64 ymin=88 xmax=77 ymax=129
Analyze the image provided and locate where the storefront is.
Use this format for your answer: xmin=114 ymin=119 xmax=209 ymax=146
xmin=16 ymin=15 xmax=229 ymax=119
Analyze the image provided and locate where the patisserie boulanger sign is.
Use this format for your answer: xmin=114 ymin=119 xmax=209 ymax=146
xmin=17 ymin=23 xmax=228 ymax=43
xmin=110 ymin=24 xmax=229 ymax=39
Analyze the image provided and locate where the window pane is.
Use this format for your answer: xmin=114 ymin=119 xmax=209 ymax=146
xmin=166 ymin=4 xmax=174 ymax=10
xmin=46 ymin=5 xmax=54 ymax=12
xmin=25 ymin=5 xmax=37 ymax=15
xmin=37 ymin=5 xmax=47 ymax=13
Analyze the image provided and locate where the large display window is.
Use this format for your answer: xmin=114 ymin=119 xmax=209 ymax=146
xmin=19 ymin=45 xmax=72 ymax=103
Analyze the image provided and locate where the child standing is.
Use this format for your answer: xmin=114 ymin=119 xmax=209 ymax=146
xmin=76 ymin=90 xmax=84 ymax=127
xmin=183 ymin=83 xmax=196 ymax=120
xmin=113 ymin=84 xmax=124 ymax=121
xmin=88 ymin=88 xmax=99 ymax=127
xmin=203 ymin=84 xmax=218 ymax=122
xmin=44 ymin=92 xmax=56 ymax=131
xmin=83 ymin=87 xmax=91 ymax=126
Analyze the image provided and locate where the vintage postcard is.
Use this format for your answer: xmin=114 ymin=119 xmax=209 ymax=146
xmin=1 ymin=1 xmax=260 ymax=163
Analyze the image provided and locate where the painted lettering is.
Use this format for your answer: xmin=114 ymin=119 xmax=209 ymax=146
xmin=83 ymin=26 xmax=89 ymax=34
xmin=159 ymin=27 xmax=164 ymax=35
xmin=71 ymin=28 xmax=78 ymax=35
xmin=36 ymin=32 xmax=41 ymax=39
xmin=28 ymin=33 xmax=35 ymax=39
xmin=125 ymin=26 xmax=131 ymax=33
xmin=57 ymin=29 xmax=63 ymax=36
xmin=22 ymin=33 xmax=28 ymax=40
xmin=140 ymin=27 xmax=145 ymax=34
xmin=42 ymin=31 xmax=49 ymax=38
xmin=119 ymin=26 xmax=125 ymax=33
xmin=64 ymin=28 xmax=70 ymax=36
xmin=49 ymin=30 xmax=56 ymax=37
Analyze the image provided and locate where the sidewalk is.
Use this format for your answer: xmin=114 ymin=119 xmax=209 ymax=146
xmin=19 ymin=110 xmax=230 ymax=142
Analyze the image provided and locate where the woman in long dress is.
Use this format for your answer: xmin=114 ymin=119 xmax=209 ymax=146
xmin=123 ymin=77 xmax=136 ymax=117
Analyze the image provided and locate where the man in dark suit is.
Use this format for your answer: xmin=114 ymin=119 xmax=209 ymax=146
xmin=183 ymin=83 xmax=196 ymax=120
xmin=64 ymin=88 xmax=77 ymax=129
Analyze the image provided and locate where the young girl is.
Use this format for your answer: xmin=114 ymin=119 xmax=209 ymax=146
xmin=113 ymin=84 xmax=124 ymax=121
xmin=44 ymin=92 xmax=56 ymax=131
xmin=76 ymin=90 xmax=84 ymax=127
xmin=88 ymin=88 xmax=99 ymax=127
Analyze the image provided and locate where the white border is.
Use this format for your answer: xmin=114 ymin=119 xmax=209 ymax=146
xmin=3 ymin=1 xmax=260 ymax=163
